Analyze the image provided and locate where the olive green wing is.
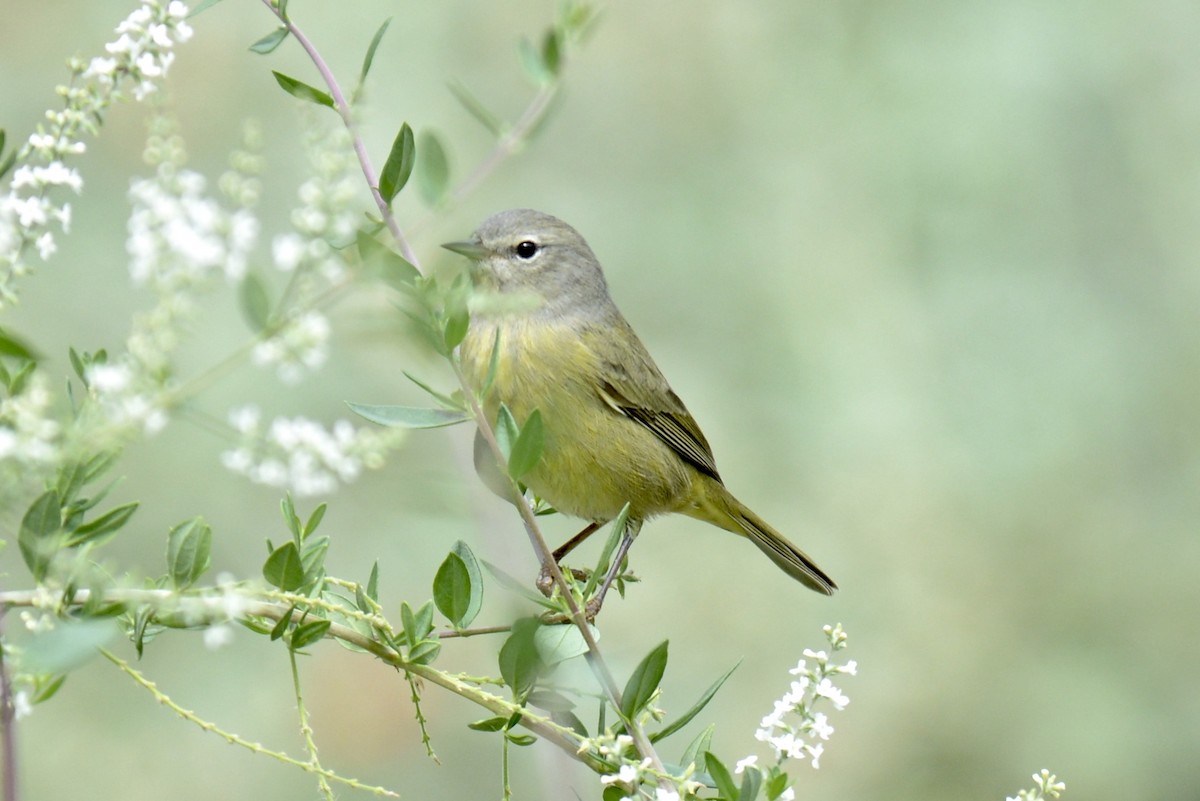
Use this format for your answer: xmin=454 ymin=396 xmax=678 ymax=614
xmin=595 ymin=320 xmax=722 ymax=482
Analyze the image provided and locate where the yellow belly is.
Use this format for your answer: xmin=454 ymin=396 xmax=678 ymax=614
xmin=460 ymin=318 xmax=694 ymax=521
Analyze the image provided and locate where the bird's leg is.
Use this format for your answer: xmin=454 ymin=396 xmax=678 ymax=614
xmin=536 ymin=521 xmax=602 ymax=596
xmin=584 ymin=517 xmax=643 ymax=620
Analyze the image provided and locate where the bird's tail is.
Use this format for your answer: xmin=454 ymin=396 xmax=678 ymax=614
xmin=695 ymin=481 xmax=837 ymax=595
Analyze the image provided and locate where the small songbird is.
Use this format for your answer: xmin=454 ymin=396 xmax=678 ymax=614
xmin=444 ymin=209 xmax=835 ymax=607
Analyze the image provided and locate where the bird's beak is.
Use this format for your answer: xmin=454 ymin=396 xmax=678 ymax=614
xmin=441 ymin=239 xmax=488 ymax=261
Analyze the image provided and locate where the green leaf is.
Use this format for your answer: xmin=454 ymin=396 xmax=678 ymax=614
xmin=705 ymin=752 xmax=739 ymax=801
xmin=32 ymin=674 xmax=66 ymax=704
xmin=651 ymin=659 xmax=741 ymax=743
xmin=378 ymin=122 xmax=415 ymax=204
xmin=541 ymin=29 xmax=562 ymax=76
xmin=19 ymin=490 xmax=62 ymax=581
xmin=302 ymin=503 xmax=326 ymax=538
xmin=366 ymin=560 xmax=380 ymax=601
xmin=0 ymin=327 xmax=39 ymax=361
xmin=447 ymin=80 xmax=503 ymax=136
xmin=505 ymin=732 xmax=537 ymax=746
xmin=290 ymin=619 xmax=331 ymax=650
xmin=551 ymin=709 xmax=588 ymax=738
xmin=239 ymin=273 xmax=271 ymax=331
xmin=269 ymin=607 xmax=294 ymax=640
xmin=408 ymin=639 xmax=441 ymax=665
xmin=413 ymin=600 xmax=435 ymax=639
xmin=249 ymin=26 xmax=289 ymax=54
xmin=603 ymin=787 xmax=628 ymax=801
xmin=416 ymin=129 xmax=450 ymax=206
xmin=481 ymin=559 xmax=559 ymax=610
xmin=356 ymin=230 xmax=420 ymax=288
xmin=65 ymin=501 xmax=138 ymax=547
xmin=402 ymin=371 xmax=463 ymax=411
xmin=620 ymin=640 xmax=669 ymax=720
xmin=526 ymin=688 xmax=575 ymax=712
xmin=433 ymin=551 xmax=471 ymax=627
xmin=400 ymin=601 xmax=418 ymax=645
xmin=346 ymin=401 xmax=469 ymax=429
xmin=442 ymin=282 xmax=470 ymax=351
xmin=468 ymin=715 xmax=509 ymax=732
xmin=451 ymin=540 xmax=483 ymax=628
xmin=188 ymin=0 xmax=225 ymax=17
xmin=764 ymin=771 xmax=790 ymax=800
xmin=518 ymin=37 xmax=552 ymax=86
xmin=0 ymin=147 xmax=15 ymax=183
xmin=680 ymin=723 xmax=715 ymax=774
xmin=263 ymin=541 xmax=305 ymax=590
xmin=494 ymin=404 xmax=519 ymax=461
xmin=354 ymin=17 xmax=392 ymax=100
xmin=498 ymin=617 xmax=542 ymax=702
xmin=271 ymin=70 xmax=334 ymax=109
xmin=507 ymin=409 xmax=544 ymax=479
xmin=585 ymin=504 xmax=631 ymax=597
xmin=533 ymin=622 xmax=593 ymax=666
xmin=740 ymin=766 xmax=763 ymax=801
xmin=22 ymin=619 xmax=117 ymax=674
xmin=281 ymin=494 xmax=301 ymax=541
xmin=300 ymin=534 xmax=330 ymax=581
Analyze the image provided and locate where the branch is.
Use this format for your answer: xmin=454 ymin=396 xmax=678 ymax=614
xmin=261 ymin=0 xmax=418 ymax=267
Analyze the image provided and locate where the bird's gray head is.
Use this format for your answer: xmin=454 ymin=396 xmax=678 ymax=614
xmin=442 ymin=209 xmax=611 ymax=318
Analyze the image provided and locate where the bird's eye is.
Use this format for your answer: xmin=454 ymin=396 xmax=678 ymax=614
xmin=514 ymin=240 xmax=539 ymax=260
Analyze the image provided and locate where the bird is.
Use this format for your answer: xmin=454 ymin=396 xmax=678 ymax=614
xmin=444 ymin=209 xmax=835 ymax=610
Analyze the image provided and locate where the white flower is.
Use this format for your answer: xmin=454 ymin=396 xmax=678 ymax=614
xmin=654 ymin=788 xmax=679 ymax=801
xmin=87 ymin=363 xmax=133 ymax=393
xmin=203 ymin=624 xmax=235 ymax=650
xmin=600 ymin=762 xmax=641 ymax=786
xmin=814 ymin=678 xmax=849 ymax=710
xmin=809 ymin=712 xmax=834 ymax=740
xmin=272 ymin=233 xmax=306 ymax=272
xmin=35 ymin=233 xmax=56 ymax=260
xmin=780 ymin=788 xmax=795 ymax=801
xmin=12 ymin=691 xmax=33 ymax=721
xmin=734 ymin=755 xmax=758 ymax=774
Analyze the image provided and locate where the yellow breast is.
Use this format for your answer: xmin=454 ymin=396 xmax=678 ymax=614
xmin=459 ymin=318 xmax=693 ymax=521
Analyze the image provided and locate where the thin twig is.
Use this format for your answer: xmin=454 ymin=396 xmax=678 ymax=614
xmin=0 ymin=612 xmax=17 ymax=801
xmin=100 ymin=647 xmax=399 ymax=798
xmin=261 ymin=0 xmax=418 ymax=267
xmin=288 ymin=649 xmax=335 ymax=800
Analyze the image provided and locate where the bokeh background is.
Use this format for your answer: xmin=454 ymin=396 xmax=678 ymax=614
xmin=3 ymin=1 xmax=1199 ymax=799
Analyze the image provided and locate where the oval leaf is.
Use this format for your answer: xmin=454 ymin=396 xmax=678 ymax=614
xmin=533 ymin=622 xmax=593 ymax=666
xmin=271 ymin=70 xmax=334 ymax=108
xmin=354 ymin=17 xmax=392 ymax=99
xmin=620 ymin=640 xmax=669 ymax=720
xmin=249 ymin=26 xmax=289 ymax=54
xmin=417 ymin=129 xmax=450 ymax=206
xmin=19 ymin=490 xmax=62 ymax=581
xmin=451 ymin=540 xmax=484 ymax=628
xmin=433 ymin=551 xmax=471 ymax=626
xmin=65 ymin=501 xmax=138 ymax=547
xmin=498 ymin=618 xmax=542 ymax=702
xmin=507 ymin=409 xmax=544 ymax=479
xmin=263 ymin=541 xmax=305 ymax=590
xmin=239 ymin=273 xmax=271 ymax=332
xmin=290 ymin=619 xmax=331 ymax=650
xmin=378 ymin=122 xmax=415 ymax=204
xmin=346 ymin=401 xmax=469 ymax=429
xmin=704 ymin=752 xmax=739 ymax=801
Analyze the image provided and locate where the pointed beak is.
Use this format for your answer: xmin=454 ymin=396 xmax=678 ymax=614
xmin=441 ymin=239 xmax=488 ymax=261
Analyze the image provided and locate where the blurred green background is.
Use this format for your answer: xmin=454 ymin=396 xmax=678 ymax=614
xmin=3 ymin=1 xmax=1199 ymax=799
